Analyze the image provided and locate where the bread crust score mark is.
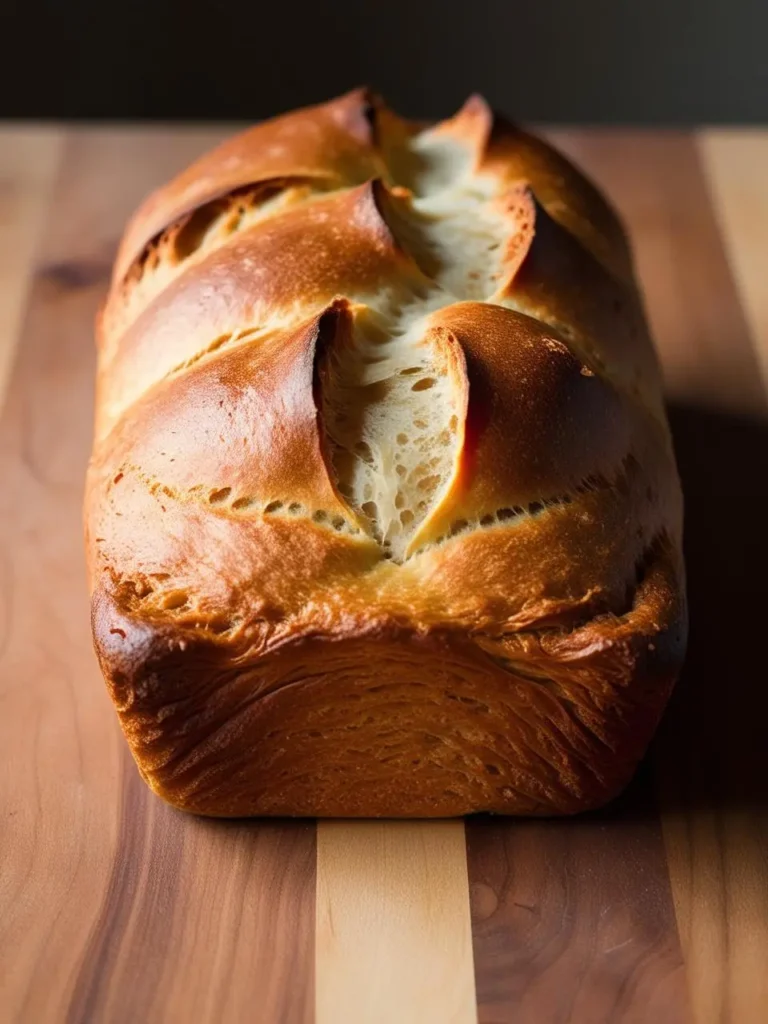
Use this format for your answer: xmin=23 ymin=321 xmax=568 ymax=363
xmin=86 ymin=89 xmax=686 ymax=817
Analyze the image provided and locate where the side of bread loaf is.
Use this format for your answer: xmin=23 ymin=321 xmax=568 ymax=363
xmin=86 ymin=90 xmax=686 ymax=816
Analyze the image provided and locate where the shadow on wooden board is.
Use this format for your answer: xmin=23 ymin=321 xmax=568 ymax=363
xmin=659 ymin=403 xmax=768 ymax=814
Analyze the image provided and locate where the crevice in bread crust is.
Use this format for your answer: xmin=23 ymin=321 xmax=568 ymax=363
xmin=317 ymin=126 xmax=516 ymax=560
xmin=101 ymin=102 xmax=661 ymax=462
xmin=106 ymin=180 xmax=333 ymax=339
xmin=165 ymin=324 xmax=273 ymax=377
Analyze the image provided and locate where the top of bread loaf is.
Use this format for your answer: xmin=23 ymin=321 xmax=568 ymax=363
xmin=88 ymin=89 xmax=681 ymax=656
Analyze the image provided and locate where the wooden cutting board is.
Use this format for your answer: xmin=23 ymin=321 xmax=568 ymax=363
xmin=1 ymin=125 xmax=767 ymax=1024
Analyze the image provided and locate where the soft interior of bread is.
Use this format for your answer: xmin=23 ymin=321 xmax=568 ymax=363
xmin=320 ymin=129 xmax=509 ymax=560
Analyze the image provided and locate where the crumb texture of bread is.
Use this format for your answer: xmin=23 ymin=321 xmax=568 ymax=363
xmin=86 ymin=89 xmax=686 ymax=817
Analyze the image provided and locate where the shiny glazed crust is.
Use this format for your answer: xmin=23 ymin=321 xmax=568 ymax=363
xmin=86 ymin=89 xmax=686 ymax=816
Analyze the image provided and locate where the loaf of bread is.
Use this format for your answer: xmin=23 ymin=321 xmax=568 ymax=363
xmin=86 ymin=89 xmax=686 ymax=816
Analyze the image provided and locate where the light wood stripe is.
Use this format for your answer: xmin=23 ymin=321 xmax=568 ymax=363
xmin=316 ymin=820 xmax=477 ymax=1024
xmin=698 ymin=131 xmax=768 ymax=390
xmin=0 ymin=127 xmax=62 ymax=402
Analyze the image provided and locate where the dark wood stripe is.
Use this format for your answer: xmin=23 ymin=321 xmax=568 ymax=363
xmin=68 ymin=754 xmax=317 ymax=1024
xmin=66 ymin=754 xmax=186 ymax=1024
xmin=467 ymin=767 xmax=690 ymax=1024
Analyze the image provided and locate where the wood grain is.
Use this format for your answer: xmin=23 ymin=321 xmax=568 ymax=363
xmin=316 ymin=821 xmax=476 ymax=1024
xmin=467 ymin=772 xmax=689 ymax=1024
xmin=69 ymin=776 xmax=316 ymax=1024
xmin=0 ymin=127 xmax=62 ymax=400
xmin=0 ymin=128 xmax=316 ymax=1024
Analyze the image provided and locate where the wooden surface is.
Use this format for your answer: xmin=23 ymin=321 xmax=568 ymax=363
xmin=0 ymin=124 xmax=766 ymax=1024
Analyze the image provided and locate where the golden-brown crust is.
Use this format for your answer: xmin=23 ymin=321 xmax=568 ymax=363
xmin=492 ymin=189 xmax=662 ymax=410
xmin=86 ymin=89 xmax=687 ymax=817
xmin=114 ymin=88 xmax=383 ymax=283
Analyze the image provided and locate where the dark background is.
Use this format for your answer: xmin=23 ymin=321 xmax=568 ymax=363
xmin=2 ymin=0 xmax=766 ymax=123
